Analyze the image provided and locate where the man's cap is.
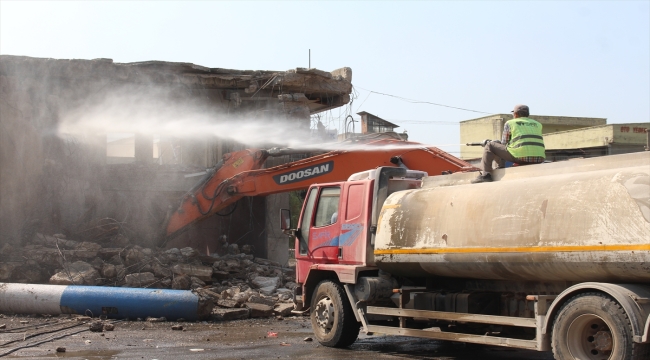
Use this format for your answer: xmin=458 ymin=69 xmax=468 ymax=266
xmin=511 ymin=104 xmax=529 ymax=113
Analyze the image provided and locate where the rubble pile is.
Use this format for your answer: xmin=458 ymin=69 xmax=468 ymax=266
xmin=0 ymin=233 xmax=297 ymax=320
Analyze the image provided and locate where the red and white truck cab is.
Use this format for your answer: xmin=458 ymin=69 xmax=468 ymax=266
xmin=282 ymin=167 xmax=425 ymax=346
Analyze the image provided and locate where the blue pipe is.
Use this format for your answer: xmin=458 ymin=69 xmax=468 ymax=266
xmin=0 ymin=283 xmax=207 ymax=321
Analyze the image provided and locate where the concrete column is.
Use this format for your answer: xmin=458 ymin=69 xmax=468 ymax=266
xmin=265 ymin=193 xmax=290 ymax=266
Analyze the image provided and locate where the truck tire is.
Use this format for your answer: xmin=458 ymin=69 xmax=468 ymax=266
xmin=551 ymin=292 xmax=649 ymax=360
xmin=310 ymin=280 xmax=360 ymax=348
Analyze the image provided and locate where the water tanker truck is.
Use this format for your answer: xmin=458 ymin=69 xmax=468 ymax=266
xmin=281 ymin=151 xmax=650 ymax=360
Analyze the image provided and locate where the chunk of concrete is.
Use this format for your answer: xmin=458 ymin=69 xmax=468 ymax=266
xmin=212 ymin=308 xmax=249 ymax=321
xmin=0 ymin=263 xmax=17 ymax=281
xmin=247 ymin=295 xmax=276 ymax=307
xmin=152 ymin=263 xmax=172 ymax=278
xmin=180 ymin=247 xmax=198 ymax=259
xmin=251 ymin=276 xmax=280 ymax=296
xmin=245 ymin=303 xmax=274 ymax=318
xmin=101 ymin=264 xmax=117 ymax=278
xmin=172 ymin=275 xmax=191 ymax=290
xmin=49 ymin=261 xmax=100 ymax=285
xmin=274 ymin=303 xmax=295 ymax=317
xmin=172 ymin=264 xmax=213 ymax=281
xmin=216 ymin=299 xmax=239 ymax=308
xmin=125 ymin=272 xmax=156 ymax=287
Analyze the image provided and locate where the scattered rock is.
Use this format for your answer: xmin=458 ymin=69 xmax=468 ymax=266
xmin=190 ymin=276 xmax=206 ymax=289
xmin=251 ymin=276 xmax=280 ymax=296
xmin=245 ymin=303 xmax=274 ymax=318
xmin=212 ymin=308 xmax=250 ymax=321
xmin=56 ymin=347 xmax=66 ymax=353
xmin=227 ymin=244 xmax=240 ymax=255
xmin=172 ymin=264 xmax=213 ymax=282
xmin=274 ymin=303 xmax=295 ymax=317
xmin=172 ymin=275 xmax=191 ymax=290
xmin=88 ymin=321 xmax=104 ymax=332
xmin=171 ymin=325 xmax=183 ymax=330
xmin=0 ymin=263 xmax=17 ymax=281
xmin=103 ymin=323 xmax=115 ymax=331
xmin=0 ymin=324 xmax=5 ymax=329
xmin=49 ymin=261 xmax=100 ymax=285
xmin=101 ymin=263 xmax=117 ymax=278
xmin=180 ymin=247 xmax=199 ymax=259
xmin=152 ymin=263 xmax=172 ymax=278
xmin=124 ymin=247 xmax=147 ymax=267
xmin=303 ymin=337 xmax=313 ymax=342
xmin=216 ymin=299 xmax=239 ymax=308
xmin=125 ymin=272 xmax=156 ymax=287
xmin=248 ymin=295 xmax=276 ymax=307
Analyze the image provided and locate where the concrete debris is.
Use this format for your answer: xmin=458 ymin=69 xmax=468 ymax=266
xmin=172 ymin=264 xmax=213 ymax=282
xmin=1 ymin=232 xmax=297 ymax=320
xmin=172 ymin=275 xmax=192 ymax=290
xmin=125 ymin=272 xmax=156 ymax=287
xmin=246 ymin=303 xmax=274 ymax=318
xmin=89 ymin=321 xmax=104 ymax=332
xmin=211 ymin=308 xmax=250 ymax=321
xmin=251 ymin=276 xmax=280 ymax=296
xmin=274 ymin=303 xmax=295 ymax=317
xmin=49 ymin=261 xmax=100 ymax=285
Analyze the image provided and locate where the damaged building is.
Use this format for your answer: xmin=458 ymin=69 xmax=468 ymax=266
xmin=0 ymin=55 xmax=354 ymax=280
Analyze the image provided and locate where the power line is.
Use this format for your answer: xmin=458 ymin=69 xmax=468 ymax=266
xmin=354 ymin=86 xmax=493 ymax=114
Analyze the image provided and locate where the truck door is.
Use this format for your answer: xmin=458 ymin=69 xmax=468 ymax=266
xmin=295 ymin=186 xmax=341 ymax=264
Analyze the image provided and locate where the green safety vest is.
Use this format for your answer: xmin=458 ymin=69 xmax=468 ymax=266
xmin=505 ymin=117 xmax=546 ymax=159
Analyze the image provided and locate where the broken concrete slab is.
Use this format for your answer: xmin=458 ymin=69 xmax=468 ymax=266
xmin=49 ymin=261 xmax=100 ymax=285
xmin=247 ymin=295 xmax=276 ymax=307
xmin=152 ymin=263 xmax=172 ymax=278
xmin=172 ymin=275 xmax=191 ymax=290
xmin=245 ymin=303 xmax=274 ymax=318
xmin=212 ymin=308 xmax=249 ymax=321
xmin=274 ymin=303 xmax=294 ymax=317
xmin=125 ymin=272 xmax=156 ymax=287
xmin=216 ymin=299 xmax=239 ymax=308
xmin=252 ymin=276 xmax=280 ymax=296
xmin=172 ymin=264 xmax=213 ymax=281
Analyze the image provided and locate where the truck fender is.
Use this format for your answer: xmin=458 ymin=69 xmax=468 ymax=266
xmin=542 ymin=282 xmax=650 ymax=343
xmin=301 ymin=270 xmax=340 ymax=309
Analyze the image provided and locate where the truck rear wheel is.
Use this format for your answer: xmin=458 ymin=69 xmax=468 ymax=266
xmin=310 ymin=280 xmax=360 ymax=348
xmin=551 ymin=292 xmax=648 ymax=360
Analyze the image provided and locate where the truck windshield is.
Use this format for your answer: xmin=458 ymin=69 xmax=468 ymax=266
xmin=314 ymin=187 xmax=341 ymax=227
xmin=299 ymin=188 xmax=318 ymax=254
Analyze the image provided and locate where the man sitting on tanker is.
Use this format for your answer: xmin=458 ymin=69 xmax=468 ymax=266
xmin=471 ymin=104 xmax=546 ymax=183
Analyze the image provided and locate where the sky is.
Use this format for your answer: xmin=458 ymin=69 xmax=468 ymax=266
xmin=1 ymin=1 xmax=649 ymax=155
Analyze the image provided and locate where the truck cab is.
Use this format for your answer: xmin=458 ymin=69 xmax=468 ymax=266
xmin=288 ymin=167 xmax=426 ymax=310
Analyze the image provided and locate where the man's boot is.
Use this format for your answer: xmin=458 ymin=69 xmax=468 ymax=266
xmin=471 ymin=172 xmax=492 ymax=184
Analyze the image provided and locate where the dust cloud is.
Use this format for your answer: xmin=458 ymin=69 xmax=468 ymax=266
xmin=57 ymin=88 xmax=313 ymax=148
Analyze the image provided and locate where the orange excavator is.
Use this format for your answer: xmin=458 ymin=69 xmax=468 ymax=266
xmin=164 ymin=135 xmax=476 ymax=239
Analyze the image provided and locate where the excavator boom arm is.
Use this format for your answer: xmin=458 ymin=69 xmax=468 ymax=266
xmin=165 ymin=143 xmax=475 ymax=238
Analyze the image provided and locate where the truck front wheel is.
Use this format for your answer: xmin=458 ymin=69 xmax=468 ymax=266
xmin=551 ymin=292 xmax=648 ymax=360
xmin=310 ymin=280 xmax=360 ymax=347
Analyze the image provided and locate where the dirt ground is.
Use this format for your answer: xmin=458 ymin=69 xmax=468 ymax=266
xmin=0 ymin=314 xmax=554 ymax=360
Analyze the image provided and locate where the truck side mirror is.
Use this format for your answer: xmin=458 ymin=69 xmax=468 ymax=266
xmin=280 ymin=209 xmax=291 ymax=230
